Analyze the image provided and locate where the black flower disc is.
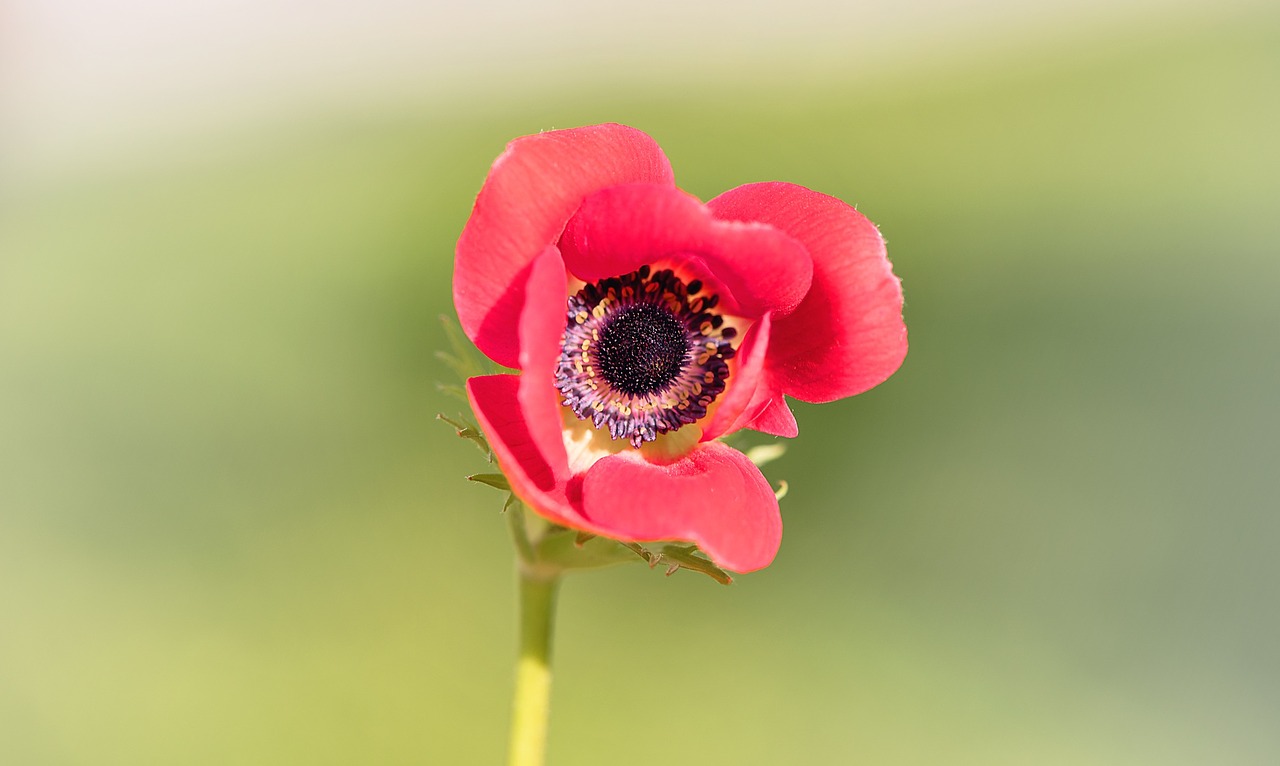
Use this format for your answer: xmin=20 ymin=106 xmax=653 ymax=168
xmin=555 ymin=267 xmax=737 ymax=447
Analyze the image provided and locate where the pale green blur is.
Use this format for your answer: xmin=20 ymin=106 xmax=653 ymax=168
xmin=2 ymin=11 xmax=1278 ymax=766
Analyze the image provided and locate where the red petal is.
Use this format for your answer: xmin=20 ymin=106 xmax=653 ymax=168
xmin=708 ymin=183 xmax=907 ymax=403
xmin=713 ymin=368 xmax=801 ymax=440
xmin=455 ymin=125 xmax=674 ymax=369
xmin=580 ymin=442 xmax=782 ymax=573
xmin=700 ymin=313 xmax=771 ymax=441
xmin=743 ymin=392 xmax=799 ymax=438
xmin=467 ymin=374 xmax=584 ymax=529
xmin=559 ymin=183 xmax=812 ymax=318
xmin=517 ymin=247 xmax=572 ymax=476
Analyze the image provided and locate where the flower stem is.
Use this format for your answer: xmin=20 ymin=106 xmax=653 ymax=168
xmin=508 ymin=568 xmax=560 ymax=766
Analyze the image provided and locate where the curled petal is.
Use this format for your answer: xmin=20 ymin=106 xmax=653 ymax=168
xmin=517 ymin=247 xmax=572 ymax=475
xmin=455 ymin=125 xmax=674 ymax=368
xmin=708 ymin=182 xmax=907 ymax=403
xmin=742 ymin=389 xmax=799 ymax=438
xmin=559 ymin=183 xmax=812 ymax=319
xmin=467 ymin=374 xmax=583 ymax=529
xmin=580 ymin=442 xmax=782 ymax=573
xmin=699 ymin=313 xmax=771 ymax=441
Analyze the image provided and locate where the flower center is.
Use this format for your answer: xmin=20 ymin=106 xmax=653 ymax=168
xmin=556 ymin=266 xmax=737 ymax=448
xmin=595 ymin=304 xmax=687 ymax=395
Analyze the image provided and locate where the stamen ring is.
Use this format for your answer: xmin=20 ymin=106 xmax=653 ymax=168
xmin=554 ymin=266 xmax=736 ymax=447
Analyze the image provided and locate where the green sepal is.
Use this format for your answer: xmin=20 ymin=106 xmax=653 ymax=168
xmin=622 ymin=542 xmax=659 ymax=567
xmin=654 ymin=544 xmax=734 ymax=585
xmin=436 ymin=314 xmax=488 ymax=382
xmin=618 ymin=541 xmax=733 ymax=585
xmin=436 ymin=383 xmax=470 ymax=405
xmin=438 ymin=412 xmax=493 ymax=461
xmin=745 ymin=443 xmax=787 ymax=467
xmin=502 ymin=492 xmax=520 ymax=514
xmin=467 ymin=473 xmax=511 ymax=491
xmin=502 ymin=503 xmax=731 ymax=582
xmin=533 ymin=528 xmax=644 ymax=572
xmin=497 ymin=485 xmax=736 ymax=584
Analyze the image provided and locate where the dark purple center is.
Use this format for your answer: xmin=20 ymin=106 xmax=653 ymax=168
xmin=595 ymin=304 xmax=689 ymax=395
xmin=554 ymin=266 xmax=737 ymax=448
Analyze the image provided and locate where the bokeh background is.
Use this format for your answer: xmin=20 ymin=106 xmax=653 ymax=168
xmin=3 ymin=1 xmax=1278 ymax=763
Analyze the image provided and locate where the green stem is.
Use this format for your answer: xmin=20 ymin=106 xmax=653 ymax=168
xmin=508 ymin=569 xmax=560 ymax=766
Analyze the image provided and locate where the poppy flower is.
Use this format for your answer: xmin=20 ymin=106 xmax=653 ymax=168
xmin=455 ymin=123 xmax=906 ymax=573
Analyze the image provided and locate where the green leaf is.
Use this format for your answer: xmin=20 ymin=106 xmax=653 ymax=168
xmin=622 ymin=542 xmax=659 ymax=567
xmin=436 ymin=383 xmax=470 ymax=405
xmin=534 ymin=530 xmax=643 ymax=571
xmin=467 ymin=473 xmax=511 ymax=491
xmin=502 ymin=492 xmax=520 ymax=514
xmin=437 ymin=413 xmax=492 ymax=461
xmin=437 ymin=314 xmax=487 ymax=382
xmin=658 ymin=544 xmax=734 ymax=585
xmin=610 ymin=541 xmax=735 ymax=584
xmin=501 ymin=500 xmax=735 ymax=582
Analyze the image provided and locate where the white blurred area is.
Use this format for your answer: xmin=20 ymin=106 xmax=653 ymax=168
xmin=0 ymin=0 xmax=1243 ymax=185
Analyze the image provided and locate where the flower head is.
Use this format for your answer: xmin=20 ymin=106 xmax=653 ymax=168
xmin=454 ymin=124 xmax=906 ymax=573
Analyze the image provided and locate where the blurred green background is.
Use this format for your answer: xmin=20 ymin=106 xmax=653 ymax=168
xmin=2 ymin=2 xmax=1278 ymax=764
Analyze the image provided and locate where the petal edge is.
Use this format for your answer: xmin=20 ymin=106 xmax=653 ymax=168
xmin=455 ymin=125 xmax=674 ymax=368
xmin=709 ymin=182 xmax=907 ymax=403
xmin=580 ymin=442 xmax=782 ymax=573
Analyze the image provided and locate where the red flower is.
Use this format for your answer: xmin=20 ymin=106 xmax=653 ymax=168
xmin=455 ymin=124 xmax=906 ymax=573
